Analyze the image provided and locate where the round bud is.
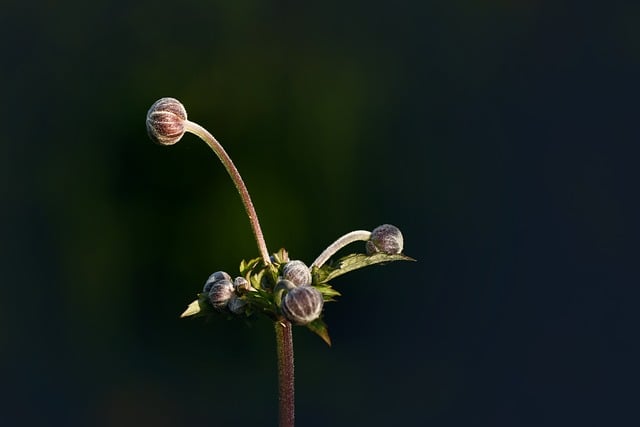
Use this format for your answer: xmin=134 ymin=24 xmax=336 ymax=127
xmin=208 ymin=279 xmax=234 ymax=309
xmin=233 ymin=276 xmax=252 ymax=293
xmin=274 ymin=279 xmax=296 ymax=308
xmin=228 ymin=295 xmax=247 ymax=314
xmin=281 ymin=286 xmax=324 ymax=325
xmin=366 ymin=224 xmax=404 ymax=255
xmin=146 ymin=97 xmax=187 ymax=145
xmin=282 ymin=260 xmax=312 ymax=286
xmin=203 ymin=271 xmax=232 ymax=293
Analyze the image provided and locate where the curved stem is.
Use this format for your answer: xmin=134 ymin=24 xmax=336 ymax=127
xmin=275 ymin=320 xmax=295 ymax=427
xmin=311 ymin=230 xmax=372 ymax=268
xmin=184 ymin=120 xmax=271 ymax=264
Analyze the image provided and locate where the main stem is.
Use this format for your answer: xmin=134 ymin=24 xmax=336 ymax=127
xmin=183 ymin=120 xmax=271 ymax=264
xmin=275 ymin=320 xmax=295 ymax=427
xmin=185 ymin=121 xmax=293 ymax=425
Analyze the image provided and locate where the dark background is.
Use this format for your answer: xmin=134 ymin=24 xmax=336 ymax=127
xmin=2 ymin=1 xmax=638 ymax=426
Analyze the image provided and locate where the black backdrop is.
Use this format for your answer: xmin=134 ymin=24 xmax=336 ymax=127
xmin=2 ymin=1 xmax=638 ymax=426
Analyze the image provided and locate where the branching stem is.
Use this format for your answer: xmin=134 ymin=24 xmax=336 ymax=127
xmin=311 ymin=230 xmax=372 ymax=268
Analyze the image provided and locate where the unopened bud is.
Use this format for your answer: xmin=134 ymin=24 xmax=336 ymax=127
xmin=228 ymin=295 xmax=247 ymax=314
xmin=281 ymin=286 xmax=324 ymax=325
xmin=282 ymin=260 xmax=312 ymax=286
xmin=233 ymin=276 xmax=252 ymax=293
xmin=203 ymin=271 xmax=232 ymax=293
xmin=208 ymin=279 xmax=234 ymax=309
xmin=366 ymin=224 xmax=404 ymax=255
xmin=146 ymin=97 xmax=187 ymax=145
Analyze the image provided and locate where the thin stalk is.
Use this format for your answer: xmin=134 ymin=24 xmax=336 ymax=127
xmin=183 ymin=120 xmax=271 ymax=264
xmin=275 ymin=320 xmax=295 ymax=427
xmin=311 ymin=230 xmax=372 ymax=268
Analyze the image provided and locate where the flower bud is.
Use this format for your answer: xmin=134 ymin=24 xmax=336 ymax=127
xmin=228 ymin=295 xmax=247 ymax=314
xmin=208 ymin=279 xmax=234 ymax=309
xmin=366 ymin=224 xmax=404 ymax=255
xmin=282 ymin=260 xmax=312 ymax=286
xmin=281 ymin=286 xmax=324 ymax=325
xmin=273 ymin=279 xmax=296 ymax=308
xmin=233 ymin=276 xmax=252 ymax=293
xmin=146 ymin=97 xmax=187 ymax=145
xmin=203 ymin=271 xmax=232 ymax=293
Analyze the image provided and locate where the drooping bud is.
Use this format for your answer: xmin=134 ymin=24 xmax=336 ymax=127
xmin=146 ymin=97 xmax=187 ymax=145
xmin=366 ymin=224 xmax=404 ymax=255
xmin=208 ymin=279 xmax=234 ymax=309
xmin=203 ymin=271 xmax=232 ymax=293
xmin=282 ymin=260 xmax=312 ymax=286
xmin=281 ymin=286 xmax=324 ymax=325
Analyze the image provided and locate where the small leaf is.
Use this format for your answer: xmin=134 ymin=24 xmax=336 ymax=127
xmin=313 ymin=253 xmax=415 ymax=283
xmin=306 ymin=318 xmax=332 ymax=346
xmin=239 ymin=256 xmax=262 ymax=276
xmin=314 ymin=284 xmax=341 ymax=302
xmin=271 ymin=248 xmax=289 ymax=264
xmin=180 ymin=299 xmax=202 ymax=318
xmin=180 ymin=293 xmax=212 ymax=318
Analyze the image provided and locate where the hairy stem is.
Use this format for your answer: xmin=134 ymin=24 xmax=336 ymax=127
xmin=275 ymin=320 xmax=295 ymax=427
xmin=311 ymin=230 xmax=372 ymax=268
xmin=183 ymin=120 xmax=271 ymax=264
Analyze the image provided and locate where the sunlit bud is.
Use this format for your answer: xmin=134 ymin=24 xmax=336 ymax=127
xmin=282 ymin=260 xmax=312 ymax=286
xmin=146 ymin=97 xmax=187 ymax=145
xmin=366 ymin=224 xmax=404 ymax=255
xmin=281 ymin=286 xmax=324 ymax=325
xmin=203 ymin=271 xmax=232 ymax=293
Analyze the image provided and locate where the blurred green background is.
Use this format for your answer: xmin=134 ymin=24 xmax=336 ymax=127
xmin=2 ymin=1 xmax=637 ymax=426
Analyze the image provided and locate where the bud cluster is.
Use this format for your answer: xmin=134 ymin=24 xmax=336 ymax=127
xmin=204 ymin=270 xmax=254 ymax=314
xmin=147 ymin=98 xmax=410 ymax=342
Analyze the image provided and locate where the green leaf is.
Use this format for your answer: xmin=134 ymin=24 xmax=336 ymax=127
xmin=313 ymin=253 xmax=415 ymax=283
xmin=271 ymin=248 xmax=289 ymax=264
xmin=239 ymin=256 xmax=261 ymax=276
xmin=314 ymin=284 xmax=341 ymax=302
xmin=180 ymin=299 xmax=200 ymax=318
xmin=306 ymin=318 xmax=331 ymax=346
xmin=179 ymin=293 xmax=212 ymax=318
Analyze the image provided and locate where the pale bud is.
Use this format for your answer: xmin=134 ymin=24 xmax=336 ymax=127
xmin=146 ymin=97 xmax=187 ymax=145
xmin=282 ymin=260 xmax=312 ymax=286
xmin=366 ymin=224 xmax=404 ymax=255
xmin=281 ymin=286 xmax=324 ymax=325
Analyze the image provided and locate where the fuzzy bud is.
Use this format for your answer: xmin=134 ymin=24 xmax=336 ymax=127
xmin=146 ymin=97 xmax=187 ymax=145
xmin=274 ymin=279 xmax=296 ymax=308
xmin=208 ymin=279 xmax=234 ymax=309
xmin=281 ymin=286 xmax=324 ymax=325
xmin=228 ymin=295 xmax=247 ymax=314
xmin=233 ymin=276 xmax=252 ymax=293
xmin=366 ymin=224 xmax=404 ymax=255
xmin=282 ymin=260 xmax=312 ymax=286
xmin=203 ymin=271 xmax=232 ymax=293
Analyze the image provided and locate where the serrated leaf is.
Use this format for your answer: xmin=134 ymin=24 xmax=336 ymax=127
xmin=314 ymin=284 xmax=342 ymax=301
xmin=313 ymin=252 xmax=415 ymax=283
xmin=240 ymin=257 xmax=262 ymax=276
xmin=271 ymin=248 xmax=289 ymax=264
xmin=306 ymin=318 xmax=331 ymax=346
